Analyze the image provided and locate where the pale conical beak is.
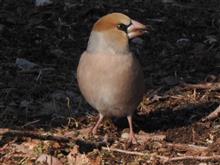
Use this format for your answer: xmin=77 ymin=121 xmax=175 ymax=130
xmin=127 ymin=19 xmax=149 ymax=39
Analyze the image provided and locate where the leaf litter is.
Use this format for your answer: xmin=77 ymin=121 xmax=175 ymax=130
xmin=0 ymin=0 xmax=220 ymax=164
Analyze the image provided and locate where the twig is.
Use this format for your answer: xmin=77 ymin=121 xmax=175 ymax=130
xmin=102 ymin=147 xmax=146 ymax=156
xmin=166 ymin=143 xmax=207 ymax=153
xmin=130 ymin=131 xmax=166 ymax=142
xmin=18 ymin=67 xmax=55 ymax=74
xmin=21 ymin=120 xmax=41 ymax=128
xmin=102 ymin=143 xmax=208 ymax=157
xmin=0 ymin=128 xmax=71 ymax=142
xmin=35 ymin=70 xmax=42 ymax=81
xmin=171 ymin=2 xmax=220 ymax=12
xmin=102 ymin=147 xmax=220 ymax=163
xmin=183 ymin=82 xmax=220 ymax=91
xmin=146 ymin=18 xmax=166 ymax=23
xmin=202 ymin=105 xmax=220 ymax=121
xmin=102 ymin=147 xmax=169 ymax=162
xmin=167 ymin=155 xmax=220 ymax=162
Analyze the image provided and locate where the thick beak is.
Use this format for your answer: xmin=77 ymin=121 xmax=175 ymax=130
xmin=127 ymin=19 xmax=149 ymax=39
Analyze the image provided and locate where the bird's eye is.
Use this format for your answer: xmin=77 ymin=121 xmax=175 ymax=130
xmin=117 ymin=23 xmax=128 ymax=33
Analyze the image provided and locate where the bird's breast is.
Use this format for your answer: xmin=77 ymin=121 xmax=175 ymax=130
xmin=77 ymin=51 xmax=144 ymax=117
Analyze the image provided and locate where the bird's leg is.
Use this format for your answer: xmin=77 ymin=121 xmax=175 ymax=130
xmin=127 ymin=115 xmax=137 ymax=144
xmin=91 ymin=113 xmax=104 ymax=135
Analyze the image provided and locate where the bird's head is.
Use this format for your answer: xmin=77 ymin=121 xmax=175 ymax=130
xmin=87 ymin=13 xmax=149 ymax=54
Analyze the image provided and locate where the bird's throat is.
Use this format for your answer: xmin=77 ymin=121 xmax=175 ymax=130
xmin=87 ymin=31 xmax=129 ymax=55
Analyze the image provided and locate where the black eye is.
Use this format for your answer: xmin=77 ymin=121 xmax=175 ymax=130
xmin=117 ymin=23 xmax=128 ymax=33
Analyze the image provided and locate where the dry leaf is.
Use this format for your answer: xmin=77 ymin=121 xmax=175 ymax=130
xmin=12 ymin=144 xmax=35 ymax=155
xmin=67 ymin=146 xmax=101 ymax=165
xmin=23 ymin=139 xmax=40 ymax=150
xmin=36 ymin=154 xmax=63 ymax=165
xmin=77 ymin=127 xmax=91 ymax=139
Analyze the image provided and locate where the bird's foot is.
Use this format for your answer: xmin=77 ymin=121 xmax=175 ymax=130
xmin=127 ymin=115 xmax=137 ymax=144
xmin=89 ymin=114 xmax=104 ymax=136
xmin=90 ymin=127 xmax=97 ymax=135
xmin=128 ymin=132 xmax=137 ymax=144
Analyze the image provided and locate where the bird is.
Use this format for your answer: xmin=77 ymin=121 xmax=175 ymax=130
xmin=77 ymin=13 xmax=148 ymax=143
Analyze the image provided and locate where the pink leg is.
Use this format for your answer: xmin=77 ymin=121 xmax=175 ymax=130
xmin=91 ymin=113 xmax=104 ymax=135
xmin=127 ymin=115 xmax=137 ymax=144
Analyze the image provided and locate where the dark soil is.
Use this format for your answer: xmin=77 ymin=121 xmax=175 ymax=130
xmin=0 ymin=0 xmax=219 ymax=164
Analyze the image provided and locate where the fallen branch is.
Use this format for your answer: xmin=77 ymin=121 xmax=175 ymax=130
xmin=0 ymin=128 xmax=71 ymax=142
xmin=0 ymin=128 xmax=108 ymax=150
xmin=202 ymin=105 xmax=220 ymax=121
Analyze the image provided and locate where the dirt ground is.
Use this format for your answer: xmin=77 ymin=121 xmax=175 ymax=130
xmin=0 ymin=0 xmax=220 ymax=164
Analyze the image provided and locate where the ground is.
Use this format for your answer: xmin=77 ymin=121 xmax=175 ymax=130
xmin=0 ymin=0 xmax=220 ymax=164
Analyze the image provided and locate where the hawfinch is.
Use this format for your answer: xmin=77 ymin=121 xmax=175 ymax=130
xmin=77 ymin=13 xmax=148 ymax=143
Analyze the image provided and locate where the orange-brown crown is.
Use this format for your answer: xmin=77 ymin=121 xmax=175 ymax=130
xmin=87 ymin=13 xmax=147 ymax=54
xmin=93 ymin=13 xmax=131 ymax=32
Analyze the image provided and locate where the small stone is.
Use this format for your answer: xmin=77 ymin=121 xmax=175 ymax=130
xmin=199 ymin=163 xmax=207 ymax=165
xmin=121 ymin=132 xmax=129 ymax=139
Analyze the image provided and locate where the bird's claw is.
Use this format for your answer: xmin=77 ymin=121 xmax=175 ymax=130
xmin=128 ymin=133 xmax=137 ymax=144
